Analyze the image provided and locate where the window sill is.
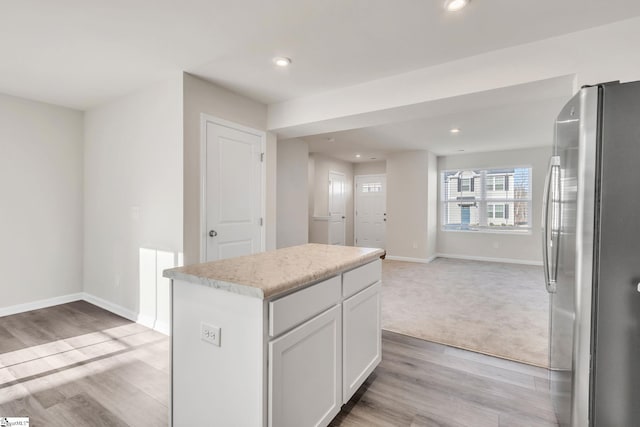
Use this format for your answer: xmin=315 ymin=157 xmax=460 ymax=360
xmin=440 ymin=228 xmax=533 ymax=236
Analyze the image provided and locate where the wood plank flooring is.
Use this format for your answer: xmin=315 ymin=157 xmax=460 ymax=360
xmin=0 ymin=302 xmax=557 ymax=426
xmin=0 ymin=301 xmax=169 ymax=426
xmin=331 ymin=331 xmax=558 ymax=427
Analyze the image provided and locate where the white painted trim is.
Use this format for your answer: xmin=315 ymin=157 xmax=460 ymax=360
xmin=82 ymin=292 xmax=139 ymax=323
xmin=354 ymin=173 xmax=388 ymax=178
xmin=200 ymin=115 xmax=208 ymax=263
xmin=0 ymin=293 xmax=83 ymax=317
xmin=354 ymin=174 xmax=387 ymax=247
xmin=328 ymin=170 xmax=347 ymax=245
xmin=0 ymin=292 xmax=170 ymax=336
xmin=154 ymin=319 xmax=171 ymax=336
xmin=385 ymin=255 xmax=437 ymax=264
xmin=199 ymin=114 xmax=267 ymax=263
xmin=82 ymin=292 xmax=170 ymax=335
xmin=436 ymin=253 xmax=543 ymax=266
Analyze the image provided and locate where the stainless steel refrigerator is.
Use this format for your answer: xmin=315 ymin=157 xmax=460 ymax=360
xmin=543 ymin=80 xmax=640 ymax=427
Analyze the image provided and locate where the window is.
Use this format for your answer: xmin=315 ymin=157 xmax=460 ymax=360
xmin=486 ymin=175 xmax=505 ymax=191
xmin=487 ymin=203 xmax=505 ymax=219
xmin=441 ymin=167 xmax=532 ymax=233
xmin=361 ymin=182 xmax=382 ymax=193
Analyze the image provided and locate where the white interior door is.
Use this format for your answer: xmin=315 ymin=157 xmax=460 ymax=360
xmin=202 ymin=117 xmax=263 ymax=262
xmin=355 ymin=175 xmax=386 ymax=248
xmin=328 ymin=171 xmax=346 ymax=245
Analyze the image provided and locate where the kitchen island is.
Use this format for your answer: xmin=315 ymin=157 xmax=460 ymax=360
xmin=163 ymin=243 xmax=385 ymax=427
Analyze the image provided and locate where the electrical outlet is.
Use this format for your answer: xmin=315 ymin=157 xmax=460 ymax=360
xmin=412 ymin=241 xmax=418 ymax=249
xmin=201 ymin=323 xmax=221 ymax=347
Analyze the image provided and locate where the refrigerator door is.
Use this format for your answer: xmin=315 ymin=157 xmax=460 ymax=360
xmin=547 ymin=86 xmax=599 ymax=427
xmin=592 ymin=81 xmax=640 ymax=426
xmin=547 ymin=91 xmax=582 ymax=427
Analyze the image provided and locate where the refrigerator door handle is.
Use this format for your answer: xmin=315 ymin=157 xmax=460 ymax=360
xmin=542 ymin=155 xmax=560 ymax=293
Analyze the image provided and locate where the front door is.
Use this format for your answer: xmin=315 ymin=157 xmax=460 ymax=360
xmin=203 ymin=117 xmax=263 ymax=261
xmin=355 ymin=175 xmax=386 ymax=248
xmin=461 ymin=206 xmax=470 ymax=226
xmin=328 ymin=171 xmax=346 ymax=245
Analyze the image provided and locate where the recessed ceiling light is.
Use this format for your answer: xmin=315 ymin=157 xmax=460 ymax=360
xmin=273 ymin=57 xmax=292 ymax=67
xmin=450 ymin=128 xmax=461 ymax=134
xmin=444 ymin=0 xmax=470 ymax=12
xmin=355 ymin=154 xmax=361 ymax=158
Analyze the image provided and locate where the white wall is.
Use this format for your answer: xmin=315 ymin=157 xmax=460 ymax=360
xmin=354 ymin=160 xmax=386 ymax=176
xmin=266 ymin=132 xmax=277 ymax=251
xmin=182 ymin=73 xmax=275 ymax=265
xmin=437 ymin=146 xmax=551 ymax=264
xmin=268 ymin=16 xmax=640 ymax=134
xmin=386 ymin=150 xmax=437 ymax=261
xmin=276 ymin=139 xmax=309 ymax=248
xmin=308 ymin=153 xmax=355 ymax=246
xmin=0 ymin=94 xmax=84 ymax=311
xmin=84 ymin=76 xmax=183 ymax=332
xmin=427 ymin=152 xmax=438 ymax=258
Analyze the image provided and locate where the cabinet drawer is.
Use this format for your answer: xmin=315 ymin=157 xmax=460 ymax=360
xmin=269 ymin=275 xmax=341 ymax=337
xmin=343 ymin=259 xmax=381 ymax=298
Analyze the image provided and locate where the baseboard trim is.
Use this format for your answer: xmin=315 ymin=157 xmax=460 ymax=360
xmin=82 ymin=292 xmax=139 ymax=323
xmin=154 ymin=320 xmax=170 ymax=336
xmin=0 ymin=293 xmax=84 ymax=318
xmin=82 ymin=292 xmax=169 ymax=336
xmin=2 ymin=291 xmax=169 ymax=336
xmin=385 ymin=255 xmax=437 ymax=264
xmin=436 ymin=253 xmax=543 ymax=266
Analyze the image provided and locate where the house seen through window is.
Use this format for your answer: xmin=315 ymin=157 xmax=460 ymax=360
xmin=441 ymin=167 xmax=532 ymax=233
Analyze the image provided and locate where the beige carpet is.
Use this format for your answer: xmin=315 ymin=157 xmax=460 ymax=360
xmin=381 ymin=258 xmax=549 ymax=367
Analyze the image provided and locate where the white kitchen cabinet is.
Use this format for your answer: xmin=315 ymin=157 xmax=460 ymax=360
xmin=269 ymin=305 xmax=342 ymax=427
xmin=269 ymin=275 xmax=341 ymax=337
xmin=342 ymin=259 xmax=381 ymax=298
xmin=166 ymin=244 xmax=384 ymax=427
xmin=342 ymin=281 xmax=382 ymax=402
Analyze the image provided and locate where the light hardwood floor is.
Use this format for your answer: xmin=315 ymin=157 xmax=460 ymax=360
xmin=0 ymin=301 xmax=169 ymax=426
xmin=332 ymin=331 xmax=558 ymax=427
xmin=0 ymin=302 xmax=557 ymax=426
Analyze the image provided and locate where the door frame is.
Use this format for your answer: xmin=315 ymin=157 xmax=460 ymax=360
xmin=199 ymin=113 xmax=266 ymax=262
xmin=328 ymin=170 xmax=346 ymax=245
xmin=354 ymin=174 xmax=387 ymax=247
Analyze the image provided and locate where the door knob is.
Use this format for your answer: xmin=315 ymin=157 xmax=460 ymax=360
xmin=209 ymin=230 xmax=218 ymax=237
xmin=341 ymin=216 xmax=346 ymax=219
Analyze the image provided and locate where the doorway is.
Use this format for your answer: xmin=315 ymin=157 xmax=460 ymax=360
xmin=461 ymin=206 xmax=470 ymax=226
xmin=200 ymin=115 xmax=265 ymax=262
xmin=328 ymin=170 xmax=346 ymax=245
xmin=354 ymin=174 xmax=386 ymax=249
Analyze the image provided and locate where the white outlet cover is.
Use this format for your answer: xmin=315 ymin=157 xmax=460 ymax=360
xmin=201 ymin=322 xmax=221 ymax=347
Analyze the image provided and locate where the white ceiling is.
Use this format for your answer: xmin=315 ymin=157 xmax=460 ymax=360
xmin=301 ymin=76 xmax=574 ymax=160
xmin=304 ymin=97 xmax=565 ymax=161
xmin=3 ymin=1 xmax=639 ymax=160
xmin=2 ymin=0 xmax=640 ymax=110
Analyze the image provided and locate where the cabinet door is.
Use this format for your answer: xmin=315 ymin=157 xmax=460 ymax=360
xmin=342 ymin=281 xmax=382 ymax=403
xmin=269 ymin=305 xmax=342 ymax=427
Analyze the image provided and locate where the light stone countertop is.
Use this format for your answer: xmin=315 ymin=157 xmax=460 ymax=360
xmin=163 ymin=243 xmax=385 ymax=299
